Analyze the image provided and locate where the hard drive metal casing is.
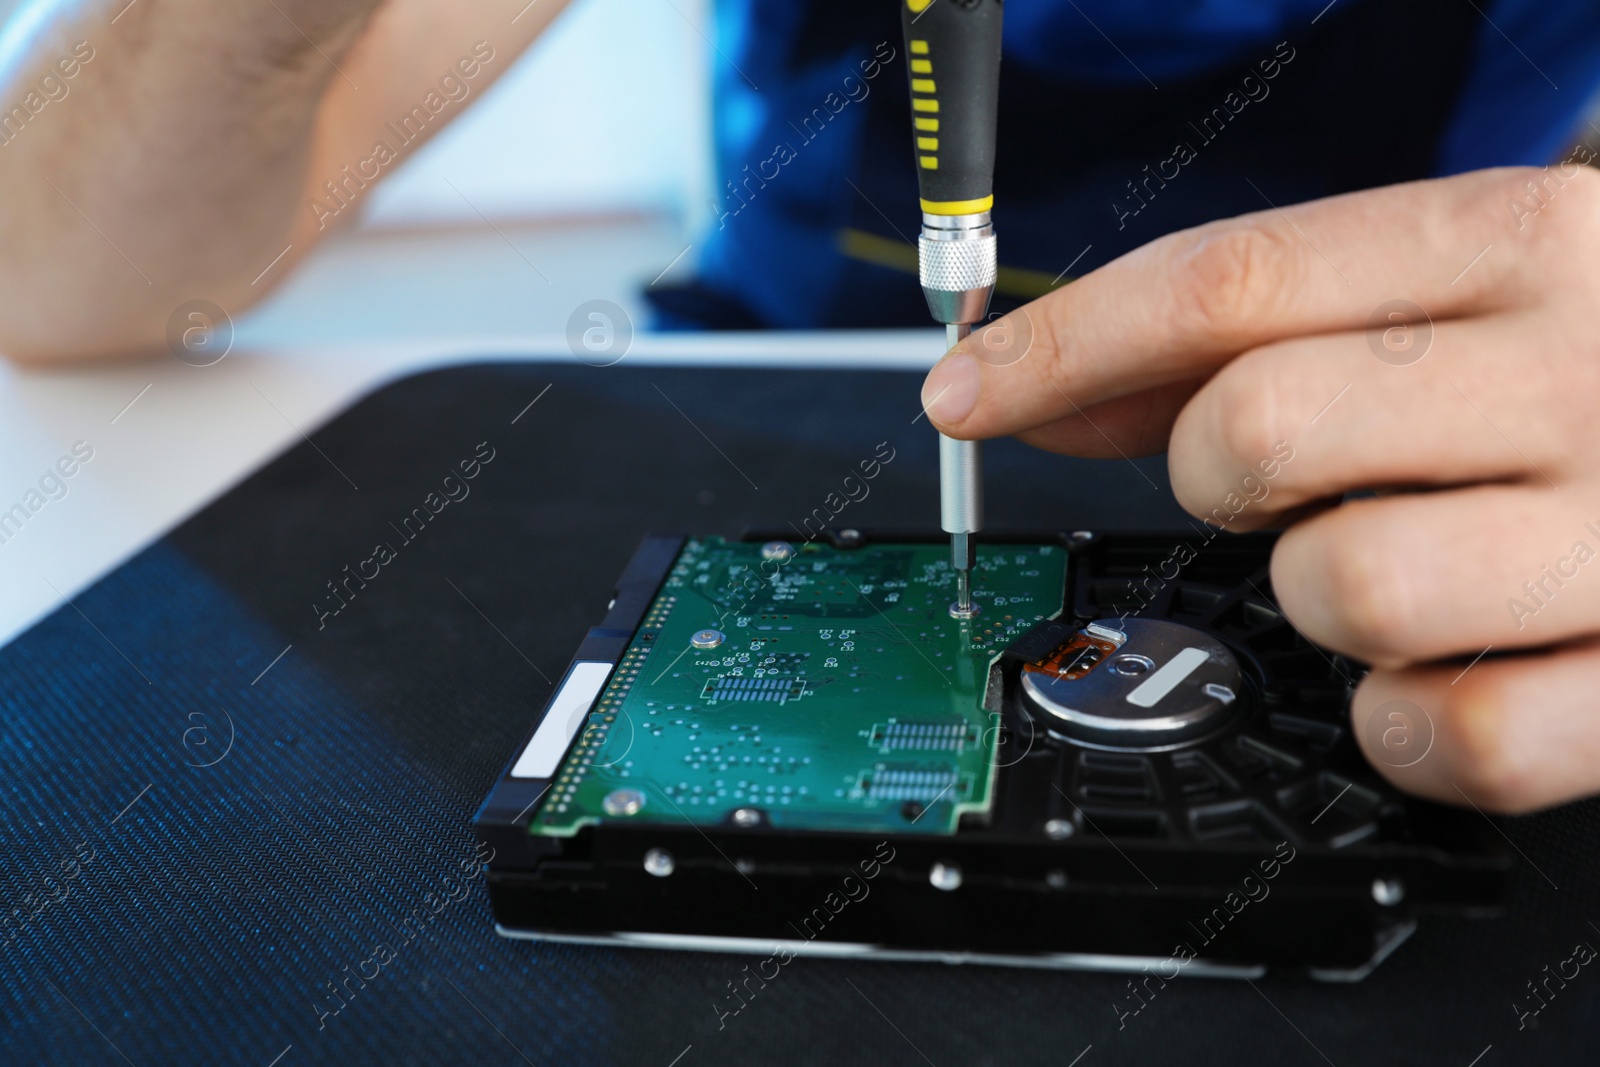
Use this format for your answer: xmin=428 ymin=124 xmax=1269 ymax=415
xmin=474 ymin=531 xmax=1509 ymax=980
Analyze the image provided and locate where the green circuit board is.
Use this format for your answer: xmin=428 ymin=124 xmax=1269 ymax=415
xmin=531 ymin=537 xmax=1066 ymax=837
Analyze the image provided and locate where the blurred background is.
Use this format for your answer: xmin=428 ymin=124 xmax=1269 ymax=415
xmin=0 ymin=0 xmax=944 ymax=648
xmin=0 ymin=0 xmax=720 ymax=348
xmin=355 ymin=0 xmax=715 ymax=229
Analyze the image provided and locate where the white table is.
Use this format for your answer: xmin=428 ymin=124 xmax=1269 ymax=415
xmin=0 ymin=218 xmax=944 ymax=648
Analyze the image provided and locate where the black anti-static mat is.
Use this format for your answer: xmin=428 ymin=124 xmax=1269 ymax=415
xmin=3 ymin=361 xmax=1597 ymax=1067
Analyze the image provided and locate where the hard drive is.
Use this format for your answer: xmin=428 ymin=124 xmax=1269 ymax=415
xmin=474 ymin=529 xmax=1509 ymax=980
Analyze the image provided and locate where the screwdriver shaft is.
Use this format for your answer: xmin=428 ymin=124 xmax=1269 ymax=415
xmin=941 ymin=324 xmax=982 ymax=617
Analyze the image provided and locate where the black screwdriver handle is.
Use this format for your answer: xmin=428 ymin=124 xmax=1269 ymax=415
xmin=901 ymin=0 xmax=1004 ymax=215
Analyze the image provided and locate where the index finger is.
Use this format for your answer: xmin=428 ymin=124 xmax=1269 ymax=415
xmin=919 ymin=167 xmax=1566 ymax=440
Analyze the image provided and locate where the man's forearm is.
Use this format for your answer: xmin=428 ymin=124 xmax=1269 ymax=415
xmin=0 ymin=0 xmax=377 ymax=360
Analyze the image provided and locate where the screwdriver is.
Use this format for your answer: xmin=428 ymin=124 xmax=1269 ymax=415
xmin=901 ymin=0 xmax=1002 ymax=619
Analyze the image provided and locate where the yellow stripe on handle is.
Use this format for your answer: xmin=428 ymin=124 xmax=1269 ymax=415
xmin=903 ymin=0 xmax=1001 ymax=221
xmin=919 ymin=195 xmax=994 ymax=215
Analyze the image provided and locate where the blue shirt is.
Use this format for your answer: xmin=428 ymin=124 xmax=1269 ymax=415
xmin=667 ymin=0 xmax=1600 ymax=329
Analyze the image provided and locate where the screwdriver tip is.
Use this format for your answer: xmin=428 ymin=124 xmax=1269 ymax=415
xmin=950 ymin=569 xmax=977 ymax=619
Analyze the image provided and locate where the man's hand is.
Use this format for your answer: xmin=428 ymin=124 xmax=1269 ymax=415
xmin=921 ymin=165 xmax=1600 ymax=813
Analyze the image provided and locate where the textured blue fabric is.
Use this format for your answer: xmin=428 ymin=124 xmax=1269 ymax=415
xmin=1000 ymin=0 xmax=1341 ymax=83
xmin=1436 ymin=0 xmax=1600 ymax=173
xmin=692 ymin=0 xmax=1600 ymax=329
xmin=0 ymin=544 xmax=627 ymax=1065
xmin=3 ymin=362 xmax=1597 ymax=1065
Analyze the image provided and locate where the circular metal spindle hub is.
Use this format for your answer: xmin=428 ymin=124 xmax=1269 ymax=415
xmin=1021 ymin=618 xmax=1242 ymax=750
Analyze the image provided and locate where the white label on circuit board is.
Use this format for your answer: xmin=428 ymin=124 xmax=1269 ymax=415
xmin=1125 ymin=646 xmax=1209 ymax=708
xmin=511 ymin=661 xmax=614 ymax=778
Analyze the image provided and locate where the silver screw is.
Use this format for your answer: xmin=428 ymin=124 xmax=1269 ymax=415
xmin=603 ymin=788 xmax=646 ymax=816
xmin=837 ymin=529 xmax=862 ymax=546
xmin=644 ymin=848 xmax=675 ymax=877
xmin=691 ymin=629 xmax=725 ymax=649
xmin=929 ymin=862 xmax=963 ymax=891
xmin=731 ymin=807 xmax=762 ymax=828
xmin=948 ymin=600 xmax=981 ymax=620
xmin=1044 ymin=818 xmax=1075 ymax=840
xmin=1371 ymin=877 xmax=1405 ymax=906
xmin=1045 ymin=870 xmax=1069 ymax=890
xmin=1069 ymin=531 xmax=1094 ymax=544
xmin=760 ymin=541 xmax=794 ymax=561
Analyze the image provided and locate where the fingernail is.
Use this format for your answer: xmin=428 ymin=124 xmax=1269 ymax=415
xmin=921 ymin=352 xmax=980 ymax=425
